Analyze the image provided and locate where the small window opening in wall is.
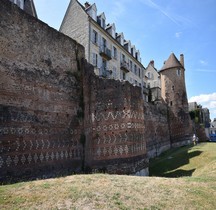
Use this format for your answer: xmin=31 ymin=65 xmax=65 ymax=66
xmin=170 ymin=101 xmax=173 ymax=106
xmin=172 ymin=85 xmax=175 ymax=91
xmin=177 ymin=69 xmax=181 ymax=76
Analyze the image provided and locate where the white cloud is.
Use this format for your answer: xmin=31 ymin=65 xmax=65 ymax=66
xmin=209 ymin=101 xmax=216 ymax=109
xmin=199 ymin=60 xmax=208 ymax=66
xmin=175 ymin=32 xmax=182 ymax=38
xmin=109 ymin=0 xmax=131 ymax=22
xmin=138 ymin=0 xmax=179 ymax=25
xmin=188 ymin=93 xmax=216 ymax=103
xmin=195 ymin=68 xmax=215 ymax=73
xmin=189 ymin=93 xmax=216 ymax=120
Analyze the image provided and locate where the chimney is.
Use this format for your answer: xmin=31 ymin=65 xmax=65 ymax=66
xmin=180 ymin=54 xmax=184 ymax=67
xmin=85 ymin=2 xmax=91 ymax=8
xmin=150 ymin=60 xmax=154 ymax=67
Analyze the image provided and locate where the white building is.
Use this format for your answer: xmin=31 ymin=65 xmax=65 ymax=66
xmin=60 ymin=0 xmax=146 ymax=92
xmin=145 ymin=60 xmax=161 ymax=102
xmin=9 ymin=0 xmax=37 ymax=17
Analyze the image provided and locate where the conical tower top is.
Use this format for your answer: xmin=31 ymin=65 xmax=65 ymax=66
xmin=160 ymin=52 xmax=184 ymax=72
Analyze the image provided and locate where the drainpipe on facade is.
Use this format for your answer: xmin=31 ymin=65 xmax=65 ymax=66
xmin=88 ymin=17 xmax=91 ymax=63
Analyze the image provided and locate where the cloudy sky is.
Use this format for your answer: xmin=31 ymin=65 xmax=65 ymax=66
xmin=34 ymin=0 xmax=216 ymax=120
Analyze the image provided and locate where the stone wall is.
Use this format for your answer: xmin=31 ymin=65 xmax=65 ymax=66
xmin=0 ymin=0 xmax=192 ymax=182
xmin=83 ymin=68 xmax=148 ymax=175
xmin=83 ymin=67 xmax=171 ymax=174
xmin=0 ymin=0 xmax=85 ymax=182
xmin=143 ymin=102 xmax=170 ymax=158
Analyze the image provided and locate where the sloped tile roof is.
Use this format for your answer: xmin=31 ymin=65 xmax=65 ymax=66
xmin=160 ymin=53 xmax=183 ymax=71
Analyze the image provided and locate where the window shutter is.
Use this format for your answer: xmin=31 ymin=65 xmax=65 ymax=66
xmin=92 ymin=53 xmax=98 ymax=67
xmin=98 ymin=34 xmax=101 ymax=47
xmin=98 ymin=56 xmax=102 ymax=68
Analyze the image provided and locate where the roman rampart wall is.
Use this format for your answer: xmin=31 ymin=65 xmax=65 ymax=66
xmin=0 ymin=0 xmax=85 ymax=181
xmin=0 ymin=0 xmax=190 ymax=182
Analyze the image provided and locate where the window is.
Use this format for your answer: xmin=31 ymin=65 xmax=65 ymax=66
xmin=130 ymin=61 xmax=133 ymax=71
xmin=112 ymin=66 xmax=117 ymax=79
xmin=122 ymin=54 xmax=125 ymax=62
xmin=92 ymin=53 xmax=98 ymax=67
xmin=134 ymin=64 xmax=137 ymax=75
xmin=17 ymin=0 xmax=21 ymax=7
xmin=102 ymin=18 xmax=106 ymax=28
xmin=92 ymin=30 xmax=98 ymax=45
xmin=148 ymin=72 xmax=151 ymax=78
xmin=113 ymin=46 xmax=117 ymax=59
xmin=102 ymin=37 xmax=106 ymax=48
xmin=123 ymin=72 xmax=126 ymax=80
xmin=177 ymin=69 xmax=181 ymax=76
xmin=143 ymin=82 xmax=146 ymax=88
xmin=138 ymin=68 xmax=141 ymax=77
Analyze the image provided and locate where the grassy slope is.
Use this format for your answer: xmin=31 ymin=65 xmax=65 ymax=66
xmin=0 ymin=143 xmax=216 ymax=210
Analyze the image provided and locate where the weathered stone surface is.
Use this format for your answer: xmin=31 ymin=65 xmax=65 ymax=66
xmin=0 ymin=0 xmax=85 ymax=182
xmin=0 ymin=0 xmax=193 ymax=182
xmin=83 ymin=68 xmax=148 ymax=174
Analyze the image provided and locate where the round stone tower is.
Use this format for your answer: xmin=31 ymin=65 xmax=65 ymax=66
xmin=160 ymin=53 xmax=192 ymax=146
xmin=160 ymin=53 xmax=188 ymax=110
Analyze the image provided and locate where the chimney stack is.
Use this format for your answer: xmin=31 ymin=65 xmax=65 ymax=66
xmin=150 ymin=60 xmax=154 ymax=67
xmin=85 ymin=2 xmax=91 ymax=8
xmin=180 ymin=54 xmax=184 ymax=67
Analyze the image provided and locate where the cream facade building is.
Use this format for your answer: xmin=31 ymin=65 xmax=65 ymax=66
xmin=60 ymin=0 xmax=145 ymax=89
xmin=145 ymin=60 xmax=161 ymax=102
xmin=9 ymin=0 xmax=37 ymax=17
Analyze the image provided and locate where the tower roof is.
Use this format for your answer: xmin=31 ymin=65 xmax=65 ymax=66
xmin=160 ymin=53 xmax=184 ymax=72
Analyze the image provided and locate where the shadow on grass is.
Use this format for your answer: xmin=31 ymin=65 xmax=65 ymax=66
xmin=149 ymin=145 xmax=202 ymax=178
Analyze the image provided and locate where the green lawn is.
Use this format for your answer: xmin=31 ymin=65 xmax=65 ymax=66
xmin=149 ymin=142 xmax=216 ymax=178
xmin=0 ymin=143 xmax=216 ymax=210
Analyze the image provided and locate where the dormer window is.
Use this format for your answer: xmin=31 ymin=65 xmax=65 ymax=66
xmin=131 ymin=46 xmax=136 ymax=57
xmin=86 ymin=3 xmax=97 ymax=21
xmin=135 ymin=50 xmax=140 ymax=61
xmin=102 ymin=18 xmax=105 ymax=28
xmin=124 ymin=40 xmax=131 ymax=53
xmin=97 ymin=13 xmax=106 ymax=29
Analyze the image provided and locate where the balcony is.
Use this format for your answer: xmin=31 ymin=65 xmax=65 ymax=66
xmin=99 ymin=67 xmax=112 ymax=78
xmin=99 ymin=46 xmax=112 ymax=60
xmin=120 ymin=61 xmax=130 ymax=73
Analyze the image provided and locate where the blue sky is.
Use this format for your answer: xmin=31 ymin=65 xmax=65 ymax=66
xmin=34 ymin=0 xmax=216 ymax=120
